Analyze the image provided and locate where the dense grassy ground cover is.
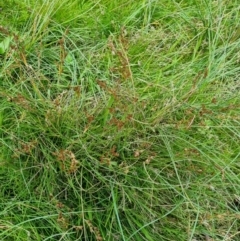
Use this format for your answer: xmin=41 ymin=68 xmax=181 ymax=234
xmin=0 ymin=0 xmax=239 ymax=240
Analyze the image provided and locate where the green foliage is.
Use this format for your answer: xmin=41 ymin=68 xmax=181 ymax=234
xmin=0 ymin=36 xmax=13 ymax=54
xmin=0 ymin=0 xmax=240 ymax=240
xmin=0 ymin=0 xmax=31 ymax=30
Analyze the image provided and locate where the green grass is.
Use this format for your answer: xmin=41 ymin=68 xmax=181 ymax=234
xmin=0 ymin=0 xmax=240 ymax=240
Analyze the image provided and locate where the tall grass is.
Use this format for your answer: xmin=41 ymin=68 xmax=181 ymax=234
xmin=0 ymin=0 xmax=239 ymax=240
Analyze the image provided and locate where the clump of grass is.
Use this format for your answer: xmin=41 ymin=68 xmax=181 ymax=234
xmin=0 ymin=0 xmax=240 ymax=240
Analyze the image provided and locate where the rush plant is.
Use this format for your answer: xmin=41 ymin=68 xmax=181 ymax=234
xmin=0 ymin=0 xmax=239 ymax=240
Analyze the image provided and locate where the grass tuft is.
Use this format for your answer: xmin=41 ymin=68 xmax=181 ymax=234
xmin=0 ymin=0 xmax=240 ymax=240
